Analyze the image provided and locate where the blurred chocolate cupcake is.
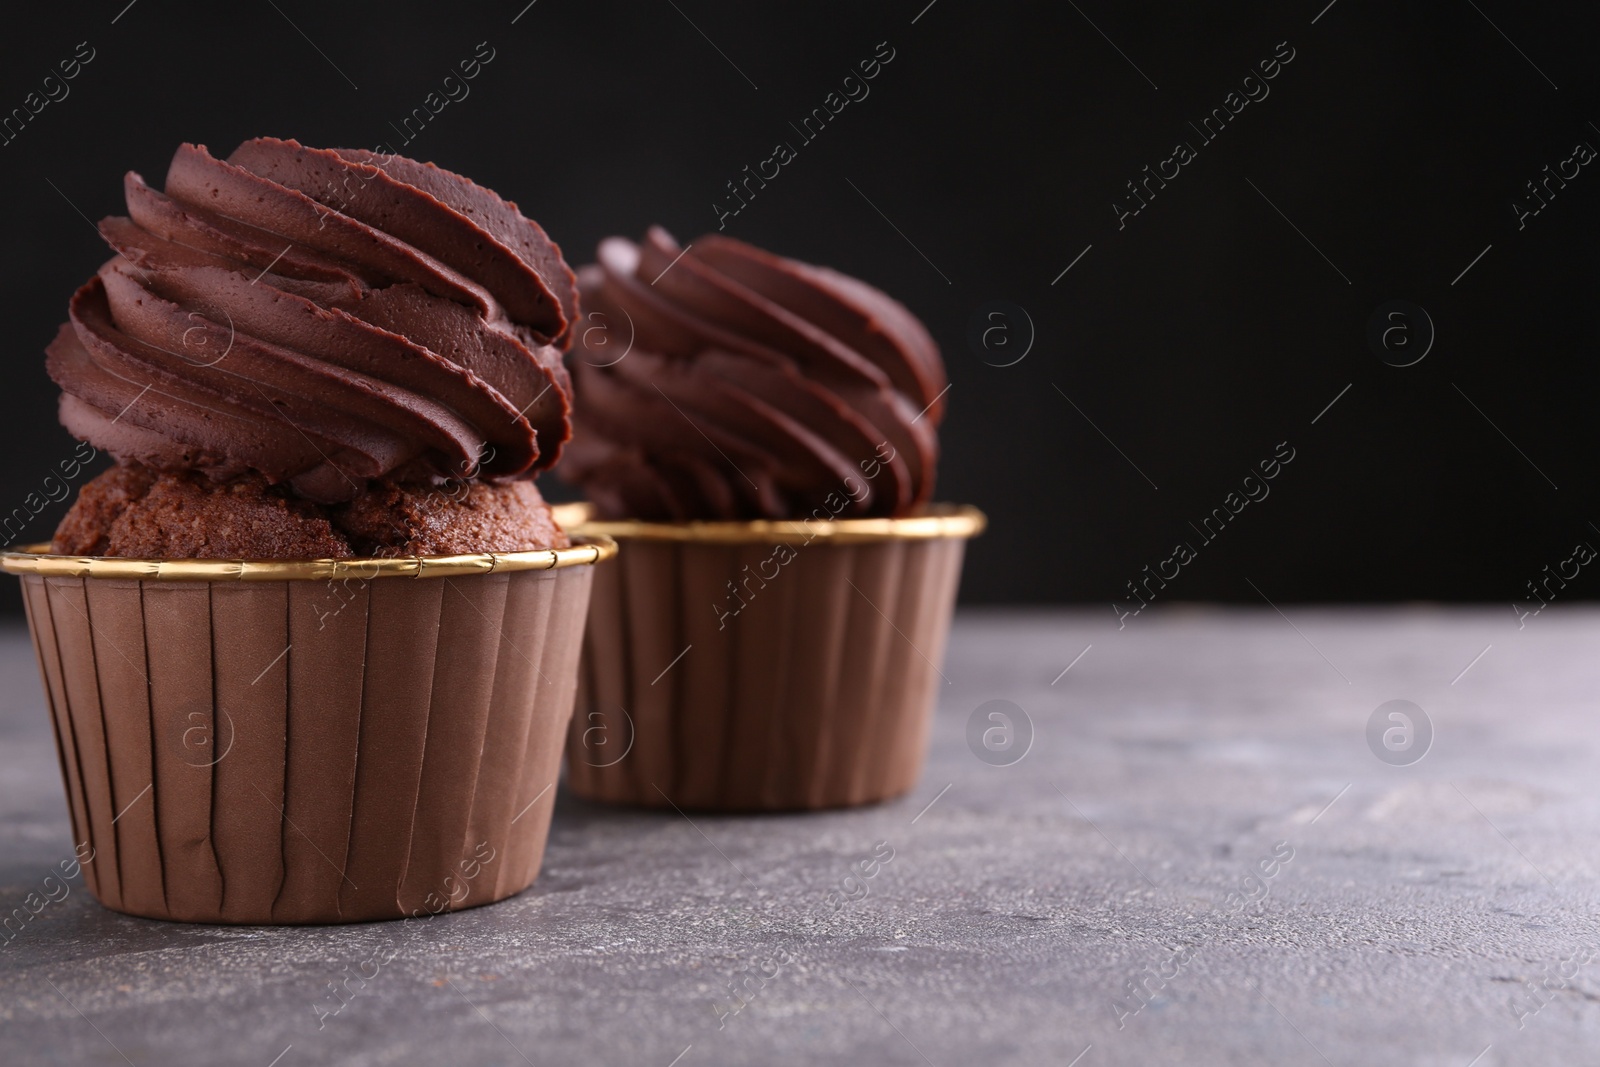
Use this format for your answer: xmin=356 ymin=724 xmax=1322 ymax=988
xmin=4 ymin=138 xmax=614 ymax=923
xmin=561 ymin=228 xmax=982 ymax=811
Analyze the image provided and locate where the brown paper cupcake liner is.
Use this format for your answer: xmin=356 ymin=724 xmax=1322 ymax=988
xmin=5 ymin=538 xmax=615 ymax=925
xmin=560 ymin=505 xmax=983 ymax=811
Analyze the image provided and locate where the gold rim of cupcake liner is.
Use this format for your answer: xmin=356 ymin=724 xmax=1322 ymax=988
xmin=551 ymin=502 xmax=985 ymax=544
xmin=0 ymin=535 xmax=617 ymax=582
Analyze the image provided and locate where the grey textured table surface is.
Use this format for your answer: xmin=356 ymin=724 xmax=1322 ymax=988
xmin=3 ymin=608 xmax=1599 ymax=1066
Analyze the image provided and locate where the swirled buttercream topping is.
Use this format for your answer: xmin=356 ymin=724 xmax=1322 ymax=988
xmin=564 ymin=227 xmax=945 ymax=520
xmin=47 ymin=138 xmax=577 ymax=502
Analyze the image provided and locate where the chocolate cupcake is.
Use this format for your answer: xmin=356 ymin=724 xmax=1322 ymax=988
xmin=560 ymin=228 xmax=982 ymax=811
xmin=3 ymin=139 xmax=614 ymax=924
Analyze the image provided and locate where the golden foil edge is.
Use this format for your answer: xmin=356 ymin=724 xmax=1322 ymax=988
xmin=550 ymin=502 xmax=986 ymax=545
xmin=0 ymin=535 xmax=617 ymax=582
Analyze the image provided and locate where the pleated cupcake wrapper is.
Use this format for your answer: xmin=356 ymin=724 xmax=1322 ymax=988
xmin=566 ymin=533 xmax=968 ymax=811
xmin=16 ymin=563 xmax=595 ymax=924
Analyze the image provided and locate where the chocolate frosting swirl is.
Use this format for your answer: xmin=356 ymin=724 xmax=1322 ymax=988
xmin=564 ymin=228 xmax=946 ymax=520
xmin=47 ymin=138 xmax=577 ymax=502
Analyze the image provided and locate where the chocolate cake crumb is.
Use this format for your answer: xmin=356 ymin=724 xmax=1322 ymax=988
xmin=334 ymin=479 xmax=568 ymax=556
xmin=49 ymin=463 xmax=157 ymax=556
xmin=52 ymin=463 xmax=568 ymax=559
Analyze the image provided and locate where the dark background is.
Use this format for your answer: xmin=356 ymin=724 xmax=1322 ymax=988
xmin=2 ymin=0 xmax=1597 ymax=612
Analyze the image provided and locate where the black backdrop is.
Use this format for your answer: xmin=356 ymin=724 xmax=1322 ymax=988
xmin=2 ymin=1 xmax=1597 ymax=613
